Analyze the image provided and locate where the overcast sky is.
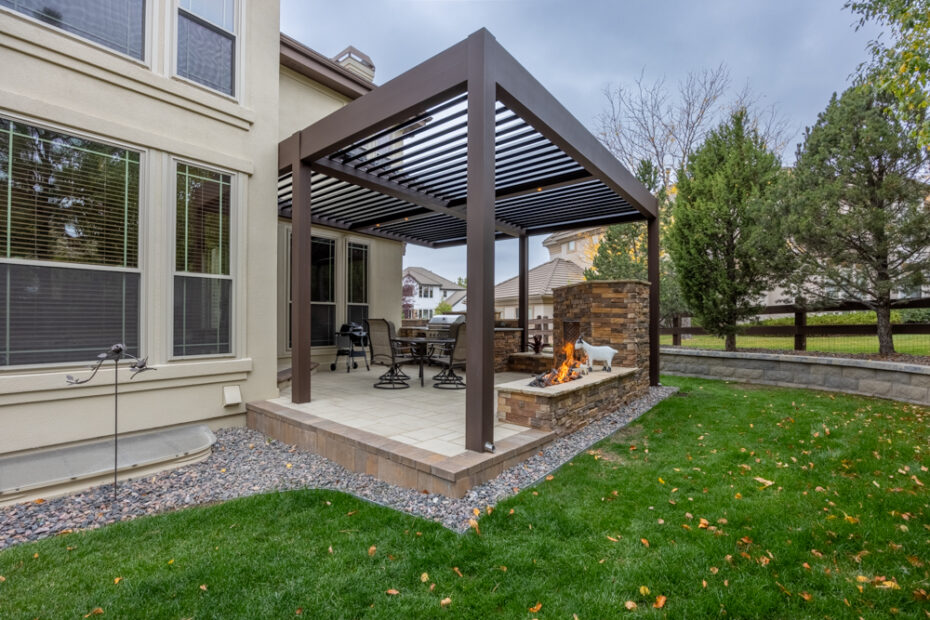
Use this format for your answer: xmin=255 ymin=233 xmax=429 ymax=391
xmin=280 ymin=0 xmax=879 ymax=284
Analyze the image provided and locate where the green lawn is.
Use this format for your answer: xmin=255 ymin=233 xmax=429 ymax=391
xmin=660 ymin=333 xmax=930 ymax=355
xmin=1 ymin=377 xmax=928 ymax=618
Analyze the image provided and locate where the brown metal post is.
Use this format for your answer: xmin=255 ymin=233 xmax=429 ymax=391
xmin=518 ymin=234 xmax=529 ymax=352
xmin=465 ymin=31 xmax=496 ymax=452
xmin=794 ymin=310 xmax=807 ymax=351
xmin=647 ymin=215 xmax=660 ymax=386
xmin=672 ymin=316 xmax=682 ymax=347
xmin=291 ymin=150 xmax=313 ymax=403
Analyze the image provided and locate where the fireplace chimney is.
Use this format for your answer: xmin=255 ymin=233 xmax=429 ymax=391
xmin=333 ymin=46 xmax=375 ymax=82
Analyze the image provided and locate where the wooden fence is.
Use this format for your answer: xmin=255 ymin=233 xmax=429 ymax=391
xmin=662 ymin=298 xmax=930 ymax=350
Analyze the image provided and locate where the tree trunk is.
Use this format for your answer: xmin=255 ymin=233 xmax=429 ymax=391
xmin=875 ymin=305 xmax=895 ymax=355
xmin=725 ymin=333 xmax=736 ymax=352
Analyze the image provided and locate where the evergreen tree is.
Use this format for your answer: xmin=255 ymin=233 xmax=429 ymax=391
xmin=667 ymin=109 xmax=789 ymax=351
xmin=782 ymin=84 xmax=930 ymax=354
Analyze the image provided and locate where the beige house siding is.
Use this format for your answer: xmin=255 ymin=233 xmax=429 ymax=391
xmin=0 ymin=1 xmax=280 ymax=456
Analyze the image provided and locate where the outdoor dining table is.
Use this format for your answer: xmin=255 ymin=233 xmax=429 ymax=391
xmin=391 ymin=336 xmax=455 ymax=387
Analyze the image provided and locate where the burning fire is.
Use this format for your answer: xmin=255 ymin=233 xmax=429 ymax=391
xmin=529 ymin=342 xmax=587 ymax=387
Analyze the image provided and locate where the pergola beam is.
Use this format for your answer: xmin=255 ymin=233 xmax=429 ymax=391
xmin=313 ymin=158 xmax=525 ymax=238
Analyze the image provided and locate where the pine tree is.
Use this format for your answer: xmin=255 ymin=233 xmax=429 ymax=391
xmin=667 ymin=109 xmax=789 ymax=351
xmin=782 ymin=84 xmax=930 ymax=354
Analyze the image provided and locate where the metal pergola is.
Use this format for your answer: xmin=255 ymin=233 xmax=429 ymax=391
xmin=279 ymin=29 xmax=659 ymax=453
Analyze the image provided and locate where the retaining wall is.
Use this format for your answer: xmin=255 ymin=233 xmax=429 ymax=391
xmin=660 ymin=347 xmax=930 ymax=406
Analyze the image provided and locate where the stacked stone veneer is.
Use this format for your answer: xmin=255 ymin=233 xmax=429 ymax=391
xmin=554 ymin=280 xmax=650 ymax=387
xmin=498 ymin=369 xmax=641 ymax=435
xmin=661 ymin=348 xmax=930 ymax=406
xmin=493 ymin=329 xmax=522 ymax=373
xmin=497 ymin=280 xmax=651 ymax=435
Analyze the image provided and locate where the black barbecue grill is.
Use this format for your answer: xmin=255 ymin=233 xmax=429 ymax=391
xmin=331 ymin=323 xmax=369 ymax=372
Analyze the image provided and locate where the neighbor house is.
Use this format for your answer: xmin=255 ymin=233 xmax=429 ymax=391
xmin=0 ymin=0 xmax=400 ymax=498
xmin=493 ymin=257 xmax=584 ymax=320
xmin=401 ymin=266 xmax=466 ymax=319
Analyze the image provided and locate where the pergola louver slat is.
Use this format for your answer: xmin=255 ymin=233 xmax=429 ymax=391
xmin=280 ymin=29 xmax=660 ymax=451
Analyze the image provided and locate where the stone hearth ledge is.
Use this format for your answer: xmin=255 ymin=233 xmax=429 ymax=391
xmin=495 ymin=366 xmax=637 ymax=397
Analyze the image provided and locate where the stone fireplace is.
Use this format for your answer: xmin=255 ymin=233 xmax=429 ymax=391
xmin=497 ymin=280 xmax=651 ymax=435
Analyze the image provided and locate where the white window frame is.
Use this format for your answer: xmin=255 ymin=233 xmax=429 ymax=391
xmin=345 ymin=240 xmax=369 ymax=327
xmin=168 ymin=157 xmax=236 ymax=361
xmin=170 ymin=0 xmax=242 ymax=101
xmin=0 ymin=113 xmax=146 ymax=369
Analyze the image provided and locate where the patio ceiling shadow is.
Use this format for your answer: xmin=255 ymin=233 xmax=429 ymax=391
xmin=278 ymin=28 xmax=657 ymax=247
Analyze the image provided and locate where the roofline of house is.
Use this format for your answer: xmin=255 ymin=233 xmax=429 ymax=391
xmin=280 ymin=33 xmax=375 ymax=99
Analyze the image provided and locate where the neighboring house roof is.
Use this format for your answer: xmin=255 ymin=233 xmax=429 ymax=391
xmin=541 ymin=226 xmax=606 ymax=249
xmin=403 ymin=266 xmax=465 ymax=291
xmin=494 ymin=258 xmax=585 ymax=303
xmin=444 ymin=290 xmax=468 ymax=308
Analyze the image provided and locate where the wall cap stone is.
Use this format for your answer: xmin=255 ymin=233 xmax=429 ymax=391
xmin=660 ymin=347 xmax=930 ymax=376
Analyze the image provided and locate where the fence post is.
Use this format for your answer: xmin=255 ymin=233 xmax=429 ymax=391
xmin=672 ymin=315 xmax=682 ymax=346
xmin=794 ymin=310 xmax=807 ymax=351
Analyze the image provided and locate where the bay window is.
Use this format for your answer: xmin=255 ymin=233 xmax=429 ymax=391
xmin=0 ymin=116 xmax=140 ymax=365
xmin=174 ymin=162 xmax=231 ymax=356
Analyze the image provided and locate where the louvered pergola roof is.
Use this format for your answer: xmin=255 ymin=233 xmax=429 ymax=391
xmin=278 ymin=29 xmax=656 ymax=247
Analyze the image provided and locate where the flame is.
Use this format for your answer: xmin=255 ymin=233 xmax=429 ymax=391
xmin=539 ymin=342 xmax=585 ymax=386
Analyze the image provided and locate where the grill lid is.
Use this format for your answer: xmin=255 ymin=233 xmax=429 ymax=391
xmin=427 ymin=314 xmax=465 ymax=327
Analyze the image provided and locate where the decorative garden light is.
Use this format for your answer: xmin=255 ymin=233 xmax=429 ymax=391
xmin=66 ymin=344 xmax=154 ymax=502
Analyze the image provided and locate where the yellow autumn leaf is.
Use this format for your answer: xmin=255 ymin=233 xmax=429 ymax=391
xmin=698 ymin=518 xmax=710 ymax=529
xmin=753 ymin=477 xmax=774 ymax=488
xmin=420 ymin=572 xmax=429 ymax=583
xmin=468 ymin=518 xmax=481 ymax=536
xmin=472 ymin=508 xmax=480 ymax=517
xmin=113 ymin=577 xmax=122 ymax=585
xmin=83 ymin=608 xmax=104 ymax=618
xmin=639 ymin=585 xmax=650 ymax=595
xmin=546 ymin=475 xmax=554 ymax=481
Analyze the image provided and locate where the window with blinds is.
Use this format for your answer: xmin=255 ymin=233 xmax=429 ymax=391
xmin=346 ymin=242 xmax=368 ymax=327
xmin=0 ymin=117 xmax=141 ymax=365
xmin=310 ymin=236 xmax=335 ymax=347
xmin=177 ymin=0 xmax=235 ymax=96
xmin=174 ymin=162 xmax=232 ymax=357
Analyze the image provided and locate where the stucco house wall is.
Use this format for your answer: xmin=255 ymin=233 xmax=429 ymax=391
xmin=0 ymin=1 xmax=280 ymax=456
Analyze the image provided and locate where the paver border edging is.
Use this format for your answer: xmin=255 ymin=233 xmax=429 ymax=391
xmin=660 ymin=347 xmax=930 ymax=406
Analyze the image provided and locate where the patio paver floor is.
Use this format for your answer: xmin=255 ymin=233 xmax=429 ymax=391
xmin=273 ymin=366 xmax=533 ymax=457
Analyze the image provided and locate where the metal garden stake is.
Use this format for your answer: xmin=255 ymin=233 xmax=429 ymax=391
xmin=66 ymin=344 xmax=154 ymax=503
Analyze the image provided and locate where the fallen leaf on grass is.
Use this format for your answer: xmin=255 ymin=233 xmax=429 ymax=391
xmin=468 ymin=518 xmax=481 ymax=535
xmin=753 ymin=477 xmax=774 ymax=488
xmin=639 ymin=585 xmax=650 ymax=595
xmin=545 ymin=475 xmax=554 ymax=481
xmin=698 ymin=518 xmax=710 ymax=529
xmin=654 ymin=595 xmax=667 ymax=609
xmin=0 ymin=575 xmax=5 ymax=582
xmin=328 ymin=545 xmax=333 ymax=554
xmin=473 ymin=508 xmax=480 ymax=517
xmin=199 ymin=584 xmax=208 ymax=591
xmin=739 ymin=537 xmax=753 ymax=545
xmin=295 ymin=608 xmax=302 ymax=615
xmin=83 ymin=608 xmax=104 ymax=617
xmin=420 ymin=572 xmax=429 ymax=583
xmin=799 ymin=592 xmax=812 ymax=601
xmin=606 ymin=535 xmax=618 ymax=542
xmin=528 ymin=602 xmax=542 ymax=612
xmin=113 ymin=577 xmax=122 ymax=585
xmin=440 ymin=597 xmax=451 ymax=607
xmin=453 ymin=567 xmax=463 ymax=578
xmin=640 ymin=538 xmax=649 ymax=547
xmin=386 ymin=589 xmax=399 ymax=595
xmin=368 ymin=545 xmax=377 ymax=557
xmin=802 ymin=562 xmax=811 ymax=570
xmin=508 ymin=509 xmax=515 ymax=516
xmin=702 ymin=579 xmax=707 ymax=588
xmin=709 ymin=567 xmax=719 ymax=575
xmin=624 ymin=601 xmax=637 ymax=610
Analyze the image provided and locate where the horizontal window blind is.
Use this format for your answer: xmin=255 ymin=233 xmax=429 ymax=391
xmin=0 ymin=118 xmax=140 ymax=267
xmin=0 ymin=117 xmax=140 ymax=366
xmin=177 ymin=8 xmax=234 ymax=96
xmin=174 ymin=163 xmax=231 ymax=356
xmin=0 ymin=263 xmax=139 ymax=365
xmin=1 ymin=0 xmax=145 ymax=60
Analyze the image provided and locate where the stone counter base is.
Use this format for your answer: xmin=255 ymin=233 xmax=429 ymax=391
xmin=497 ymin=367 xmax=646 ymax=435
xmin=661 ymin=348 xmax=930 ymax=406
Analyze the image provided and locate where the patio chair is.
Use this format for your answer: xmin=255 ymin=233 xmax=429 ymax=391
xmin=433 ymin=323 xmax=466 ymax=389
xmin=365 ymin=318 xmax=410 ymax=389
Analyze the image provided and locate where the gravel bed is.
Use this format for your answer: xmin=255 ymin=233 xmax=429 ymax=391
xmin=0 ymin=386 xmax=675 ymax=551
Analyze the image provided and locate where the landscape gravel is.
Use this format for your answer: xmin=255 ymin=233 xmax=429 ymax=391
xmin=0 ymin=386 xmax=675 ymax=550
